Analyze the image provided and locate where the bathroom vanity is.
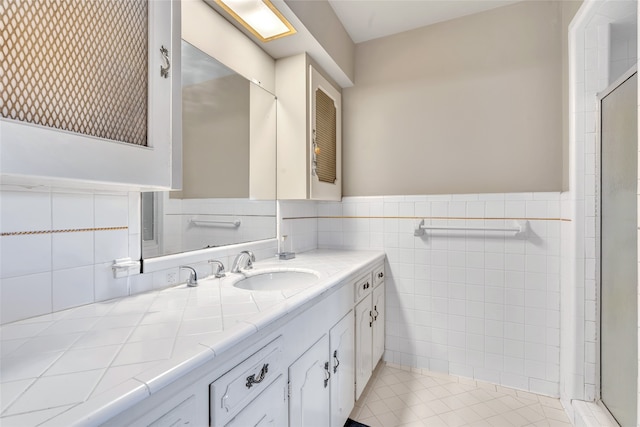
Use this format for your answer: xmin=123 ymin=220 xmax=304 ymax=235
xmin=0 ymin=250 xmax=385 ymax=426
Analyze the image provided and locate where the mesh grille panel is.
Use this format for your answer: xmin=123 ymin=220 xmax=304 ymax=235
xmin=315 ymin=88 xmax=336 ymax=184
xmin=0 ymin=0 xmax=149 ymax=146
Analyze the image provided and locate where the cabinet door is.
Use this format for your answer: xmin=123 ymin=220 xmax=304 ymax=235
xmin=354 ymin=294 xmax=373 ymax=400
xmin=329 ymin=311 xmax=355 ymax=427
xmin=225 ymin=375 xmax=287 ymax=427
xmin=0 ymin=0 xmax=181 ymax=190
xmin=309 ymin=65 xmax=341 ymax=201
xmin=372 ymin=283 xmax=385 ymax=365
xmin=289 ymin=335 xmax=331 ymax=427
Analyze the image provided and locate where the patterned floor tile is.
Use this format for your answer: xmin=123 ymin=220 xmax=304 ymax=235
xmin=350 ymin=363 xmax=572 ymax=427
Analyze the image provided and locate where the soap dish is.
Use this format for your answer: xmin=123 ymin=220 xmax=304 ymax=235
xmin=278 ymin=252 xmax=296 ymax=260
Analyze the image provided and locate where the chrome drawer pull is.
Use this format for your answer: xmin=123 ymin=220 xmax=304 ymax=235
xmin=373 ymin=305 xmax=378 ymax=321
xmin=246 ymin=363 xmax=269 ymax=389
xmin=378 ymin=272 xmax=384 ymax=279
xmin=333 ymin=350 xmax=340 ymax=373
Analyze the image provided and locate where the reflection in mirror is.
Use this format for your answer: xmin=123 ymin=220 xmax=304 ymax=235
xmin=142 ymin=40 xmax=277 ymax=259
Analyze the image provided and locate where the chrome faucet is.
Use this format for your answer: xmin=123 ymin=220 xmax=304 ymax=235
xmin=231 ymin=250 xmax=255 ymax=273
xmin=179 ymin=266 xmax=198 ymax=287
xmin=208 ymin=259 xmax=226 ymax=278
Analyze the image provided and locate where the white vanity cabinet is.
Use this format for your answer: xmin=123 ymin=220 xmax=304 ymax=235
xmin=371 ymin=264 xmax=386 ymax=366
xmin=372 ymin=282 xmax=386 ymax=365
xmin=0 ymin=0 xmax=182 ymax=190
xmin=76 ymin=254 xmax=385 ymax=427
xmin=289 ymin=311 xmax=355 ymax=427
xmin=354 ymin=265 xmax=385 ymax=399
xmin=276 ymin=53 xmax=342 ymax=201
xmin=289 ymin=335 xmax=332 ymax=427
xmin=355 ymin=293 xmax=373 ymax=400
xmin=329 ymin=311 xmax=356 ymax=427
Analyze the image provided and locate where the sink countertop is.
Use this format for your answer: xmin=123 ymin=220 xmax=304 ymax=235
xmin=0 ymin=249 xmax=384 ymax=426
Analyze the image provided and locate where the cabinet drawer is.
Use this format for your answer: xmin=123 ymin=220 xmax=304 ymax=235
xmin=149 ymin=395 xmax=195 ymax=427
xmin=373 ymin=264 xmax=385 ymax=287
xmin=353 ymin=272 xmax=373 ymax=303
xmin=210 ymin=336 xmax=283 ymax=426
xmin=225 ymin=375 xmax=287 ymax=427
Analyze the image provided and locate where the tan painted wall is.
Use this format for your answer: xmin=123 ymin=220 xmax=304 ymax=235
xmin=343 ymin=1 xmax=569 ymax=196
xmin=284 ymin=0 xmax=355 ymax=85
xmin=174 ymin=74 xmax=250 ymax=199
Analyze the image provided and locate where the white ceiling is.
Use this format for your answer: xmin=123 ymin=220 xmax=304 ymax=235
xmin=327 ymin=0 xmax=523 ymax=43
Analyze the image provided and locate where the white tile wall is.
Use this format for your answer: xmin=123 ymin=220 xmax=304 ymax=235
xmin=317 ymin=192 xmax=565 ymax=397
xmin=0 ymin=86 xmax=630 ymax=412
xmin=582 ymin=25 xmax=601 ymax=401
xmin=150 ymin=194 xmax=277 ymax=258
xmin=0 ymin=181 xmax=615 ymax=402
xmin=0 ymin=187 xmax=278 ymax=325
xmin=610 ymin=18 xmax=638 ymax=83
xmin=0 ymin=187 xmax=135 ymax=324
xmin=278 ymin=200 xmax=318 ymax=254
xmin=567 ymin=0 xmax=638 ymax=422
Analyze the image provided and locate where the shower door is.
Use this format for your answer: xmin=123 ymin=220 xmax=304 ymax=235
xmin=600 ymin=71 xmax=637 ymax=427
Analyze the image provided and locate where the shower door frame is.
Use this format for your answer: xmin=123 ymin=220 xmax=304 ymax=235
xmin=594 ymin=64 xmax=638 ymax=421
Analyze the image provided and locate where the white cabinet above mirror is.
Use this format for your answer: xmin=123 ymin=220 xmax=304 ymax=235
xmin=0 ymin=0 xmax=181 ymax=191
xmin=276 ymin=53 xmax=342 ymax=201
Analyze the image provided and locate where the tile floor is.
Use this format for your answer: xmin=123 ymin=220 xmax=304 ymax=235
xmin=350 ymin=363 xmax=572 ymax=427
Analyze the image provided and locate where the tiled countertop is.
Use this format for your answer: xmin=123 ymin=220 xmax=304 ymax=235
xmin=0 ymin=249 xmax=385 ymax=426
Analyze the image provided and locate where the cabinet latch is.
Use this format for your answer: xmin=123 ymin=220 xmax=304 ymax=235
xmin=323 ymin=362 xmax=331 ymax=388
xmin=160 ymin=45 xmax=170 ymax=78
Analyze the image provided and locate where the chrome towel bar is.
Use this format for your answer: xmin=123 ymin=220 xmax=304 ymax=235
xmin=414 ymin=219 xmax=529 ymax=238
xmin=190 ymin=219 xmax=241 ymax=227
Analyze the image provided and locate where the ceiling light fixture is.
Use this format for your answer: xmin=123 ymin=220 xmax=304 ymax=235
xmin=215 ymin=0 xmax=297 ymax=42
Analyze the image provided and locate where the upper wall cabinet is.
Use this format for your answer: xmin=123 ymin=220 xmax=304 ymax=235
xmin=276 ymin=54 xmax=342 ymax=201
xmin=0 ymin=0 xmax=181 ymax=190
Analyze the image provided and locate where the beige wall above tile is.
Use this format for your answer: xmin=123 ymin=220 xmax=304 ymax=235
xmin=343 ymin=1 xmax=576 ymax=196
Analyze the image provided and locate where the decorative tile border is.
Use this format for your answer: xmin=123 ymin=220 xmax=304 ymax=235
xmin=283 ymin=216 xmax=571 ymax=221
xmin=1 ymin=226 xmax=128 ymax=237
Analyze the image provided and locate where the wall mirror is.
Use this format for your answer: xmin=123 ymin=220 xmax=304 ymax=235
xmin=141 ymin=40 xmax=277 ymax=258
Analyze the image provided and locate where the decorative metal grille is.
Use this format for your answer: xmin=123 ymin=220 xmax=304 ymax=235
xmin=0 ymin=0 xmax=149 ymax=146
xmin=315 ymin=88 xmax=337 ymax=183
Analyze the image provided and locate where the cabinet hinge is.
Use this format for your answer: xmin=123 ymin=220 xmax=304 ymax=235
xmin=287 ymin=381 xmax=291 ymax=399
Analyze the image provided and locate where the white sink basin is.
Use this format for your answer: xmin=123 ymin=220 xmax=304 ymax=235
xmin=232 ymin=270 xmax=319 ymax=291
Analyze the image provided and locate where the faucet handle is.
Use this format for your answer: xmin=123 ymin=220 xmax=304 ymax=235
xmin=179 ymin=265 xmax=198 ymax=287
xmin=208 ymin=260 xmax=226 ymax=278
